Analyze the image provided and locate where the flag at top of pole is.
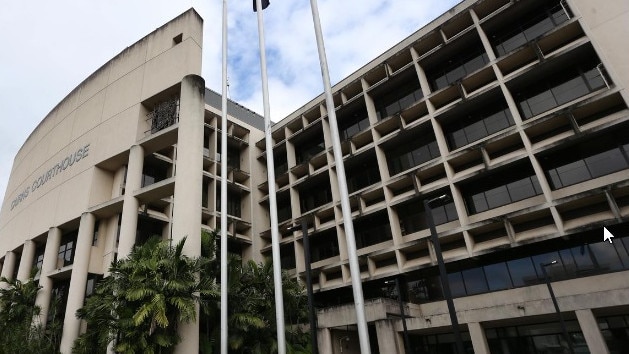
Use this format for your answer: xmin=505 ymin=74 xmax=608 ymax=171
xmin=253 ymin=0 xmax=269 ymax=12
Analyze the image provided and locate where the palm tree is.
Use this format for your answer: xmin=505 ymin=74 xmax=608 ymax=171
xmin=199 ymin=230 xmax=310 ymax=354
xmin=74 ymin=236 xmax=218 ymax=354
xmin=0 ymin=271 xmax=62 ymax=353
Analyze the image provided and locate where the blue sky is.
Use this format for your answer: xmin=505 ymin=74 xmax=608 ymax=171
xmin=0 ymin=0 xmax=461 ymax=207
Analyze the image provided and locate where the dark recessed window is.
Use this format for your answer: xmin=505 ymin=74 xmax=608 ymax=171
xmin=517 ymin=65 xmax=607 ymax=120
xmin=92 ymin=220 xmax=100 ymax=246
xmin=463 ymin=163 xmax=543 ymax=214
xmin=444 ymin=101 xmax=514 ymax=150
xmin=33 ymin=244 xmax=45 ymax=273
xmin=280 ymin=244 xmax=295 ymax=270
xmin=173 ymin=33 xmax=183 ymax=45
xmin=58 ymin=231 xmax=78 ymax=267
xmin=490 ymin=2 xmax=570 ymax=57
xmin=309 ymin=229 xmax=339 ymax=263
xmin=299 ymin=180 xmax=332 ymax=213
xmin=386 ymin=134 xmax=440 ymax=175
xmin=540 ymin=129 xmax=629 ymax=189
xmin=372 ymin=72 xmax=423 ymax=120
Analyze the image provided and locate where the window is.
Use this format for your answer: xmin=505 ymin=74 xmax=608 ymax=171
xmin=141 ymin=161 xmax=169 ymax=188
xmin=92 ymin=220 xmax=100 ymax=246
xmin=116 ymin=213 xmax=122 ymax=244
xmin=33 ymin=244 xmax=45 ymax=274
xmin=517 ymin=66 xmax=607 ymax=119
xmin=49 ymin=279 xmax=71 ymax=324
xmin=85 ymin=273 xmax=103 ymax=298
xmin=490 ymin=2 xmax=570 ymax=57
xmin=484 ymin=262 xmax=513 ymax=291
xmin=148 ymin=98 xmax=179 ymax=133
xmin=463 ymin=163 xmax=543 ymax=214
xmin=354 ymin=212 xmax=392 ymax=249
xmin=373 ymin=72 xmax=423 ymax=120
xmin=295 ymin=131 xmax=325 ymax=164
xmin=486 ymin=320 xmax=589 ymax=354
xmin=429 ymin=47 xmax=489 ymax=91
xmin=397 ymin=226 xmax=629 ymax=303
xmin=386 ymin=134 xmax=440 ymax=175
xmin=276 ymin=194 xmax=292 ymax=222
xmin=274 ymin=150 xmax=288 ymax=175
xmin=309 ymin=230 xmax=340 ymax=262
xmin=411 ymin=330 xmax=474 ymax=354
xmin=217 ymin=190 xmax=242 ymax=218
xmin=507 ymin=257 xmax=538 ymax=287
xmin=461 ymin=267 xmax=489 ymax=295
xmin=540 ymin=130 xmax=629 ymax=189
xmin=597 ymin=314 xmax=629 ymax=354
xmin=299 ymin=181 xmax=332 ymax=213
xmin=58 ymin=231 xmax=78 ymax=267
xmin=337 ymin=106 xmax=370 ymax=140
xmin=397 ymin=195 xmax=458 ymax=235
xmin=136 ymin=216 xmax=164 ymax=246
xmin=444 ymin=102 xmax=514 ymax=150
xmin=226 ymin=148 xmax=240 ymax=170
xmin=346 ymin=163 xmax=380 ymax=193
xmin=280 ymin=244 xmax=295 ymax=270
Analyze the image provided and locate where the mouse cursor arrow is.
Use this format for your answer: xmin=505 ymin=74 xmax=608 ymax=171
xmin=603 ymin=227 xmax=615 ymax=244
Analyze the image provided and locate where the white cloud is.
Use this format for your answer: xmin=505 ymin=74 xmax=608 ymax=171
xmin=0 ymin=0 xmax=460 ymax=208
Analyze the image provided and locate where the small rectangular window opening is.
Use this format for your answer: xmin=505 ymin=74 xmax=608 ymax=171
xmin=173 ymin=33 xmax=183 ymax=45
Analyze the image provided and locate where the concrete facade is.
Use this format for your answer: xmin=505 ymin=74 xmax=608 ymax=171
xmin=2 ymin=0 xmax=629 ymax=353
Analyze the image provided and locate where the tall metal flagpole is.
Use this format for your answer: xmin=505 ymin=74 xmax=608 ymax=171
xmin=308 ymin=1 xmax=371 ymax=352
xmin=254 ymin=1 xmax=287 ymax=353
xmin=220 ymin=1 xmax=229 ymax=353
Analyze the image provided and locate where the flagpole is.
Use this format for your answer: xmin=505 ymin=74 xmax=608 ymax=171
xmin=308 ymin=1 xmax=371 ymax=353
xmin=220 ymin=0 xmax=229 ymax=353
xmin=254 ymin=1 xmax=287 ymax=353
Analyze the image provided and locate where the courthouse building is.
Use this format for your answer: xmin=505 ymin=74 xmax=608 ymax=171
xmin=1 ymin=0 xmax=629 ymax=353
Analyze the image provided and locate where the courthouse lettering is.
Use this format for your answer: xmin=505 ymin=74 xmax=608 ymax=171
xmin=10 ymin=144 xmax=90 ymax=211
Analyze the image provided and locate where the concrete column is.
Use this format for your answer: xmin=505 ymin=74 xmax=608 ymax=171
xmin=60 ymin=212 xmax=96 ymax=353
xmin=319 ymin=327 xmax=333 ymax=354
xmin=171 ymin=74 xmax=205 ymax=354
xmin=17 ymin=240 xmax=37 ymax=281
xmin=375 ymin=319 xmax=402 ymax=354
xmin=35 ymin=227 xmax=62 ymax=326
xmin=468 ymin=322 xmax=490 ymax=354
xmin=576 ymin=309 xmax=610 ymax=354
xmin=118 ymin=144 xmax=144 ymax=259
xmin=0 ymin=251 xmax=17 ymax=287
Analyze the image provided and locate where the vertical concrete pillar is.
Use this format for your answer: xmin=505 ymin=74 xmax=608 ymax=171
xmin=60 ymin=212 xmax=96 ymax=353
xmin=0 ymin=251 xmax=17 ymax=288
xmin=171 ymin=75 xmax=204 ymax=354
xmin=17 ymin=240 xmax=37 ymax=281
xmin=319 ymin=327 xmax=333 ymax=354
xmin=375 ymin=319 xmax=403 ymax=354
xmin=469 ymin=322 xmax=490 ymax=354
xmin=35 ymin=227 xmax=62 ymax=326
xmin=0 ymin=251 xmax=17 ymax=279
xmin=576 ymin=309 xmax=610 ymax=354
xmin=118 ymin=144 xmax=144 ymax=259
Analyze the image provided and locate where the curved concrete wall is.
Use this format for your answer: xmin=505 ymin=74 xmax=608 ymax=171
xmin=0 ymin=8 xmax=203 ymax=255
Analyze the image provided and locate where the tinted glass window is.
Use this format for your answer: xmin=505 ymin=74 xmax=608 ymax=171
xmin=507 ymin=257 xmax=537 ymax=287
xmin=484 ymin=262 xmax=513 ymax=291
xmin=462 ymin=267 xmax=488 ymax=295
xmin=589 ymin=242 xmax=624 ymax=271
xmin=448 ymin=272 xmax=466 ymax=298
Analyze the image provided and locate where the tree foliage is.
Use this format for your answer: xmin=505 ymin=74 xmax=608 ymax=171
xmin=73 ymin=231 xmax=310 ymax=353
xmin=73 ymin=237 xmax=218 ymax=354
xmin=200 ymin=230 xmax=310 ymax=354
xmin=0 ymin=272 xmax=62 ymax=354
